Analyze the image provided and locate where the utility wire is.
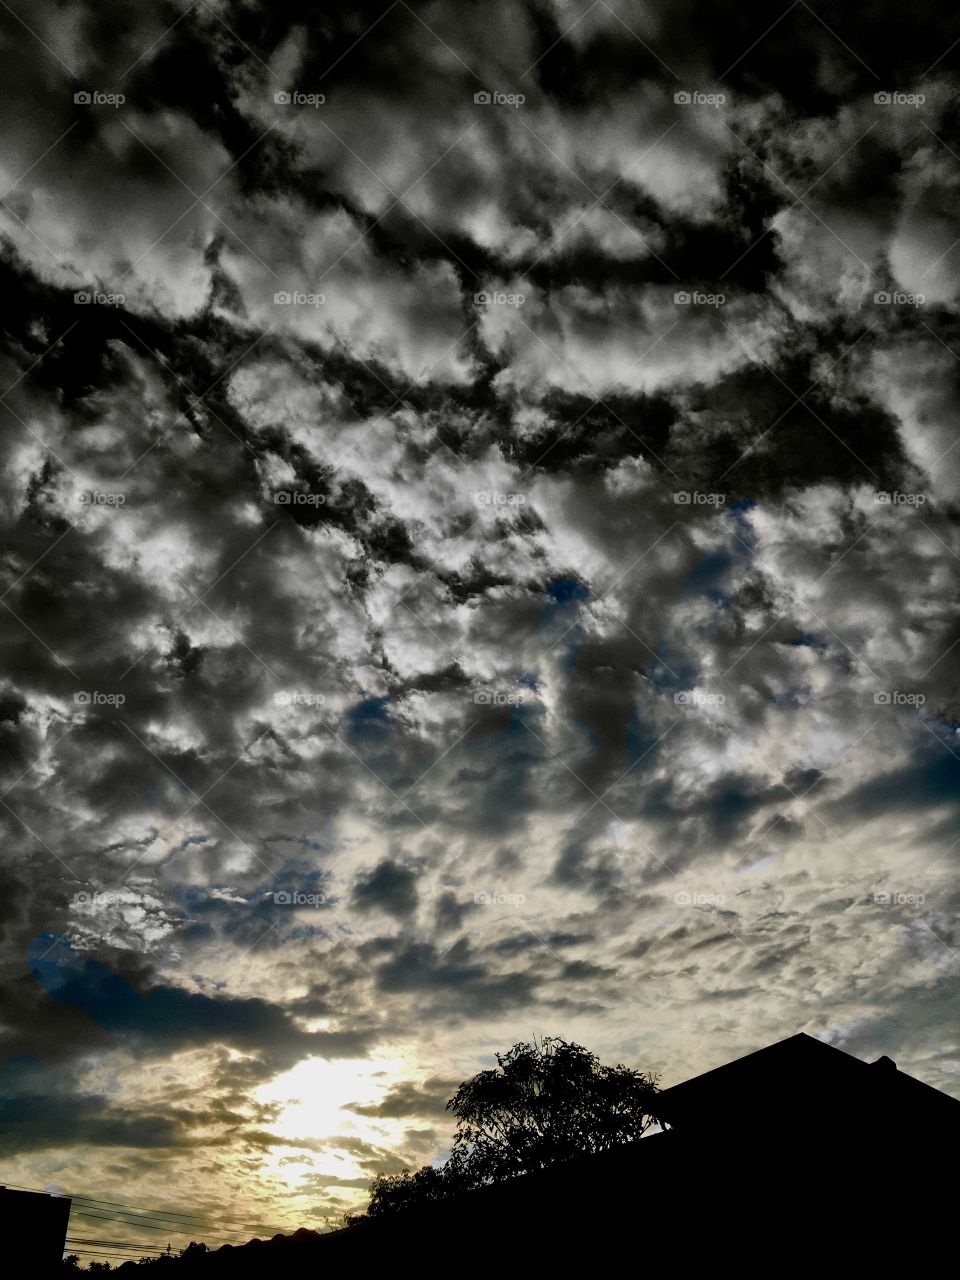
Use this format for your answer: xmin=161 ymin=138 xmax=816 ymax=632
xmin=3 ymin=1180 xmax=291 ymax=1235
xmin=70 ymin=1205 xmax=256 ymax=1233
xmin=67 ymin=1192 xmax=286 ymax=1233
xmin=68 ymin=1237 xmax=164 ymax=1245
xmin=65 ymin=1249 xmax=164 ymax=1260
xmin=66 ymin=1247 xmax=167 ymax=1257
xmin=70 ymin=1208 xmax=265 ymax=1245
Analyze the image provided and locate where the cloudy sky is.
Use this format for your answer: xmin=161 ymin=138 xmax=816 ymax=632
xmin=2 ymin=0 xmax=960 ymax=1254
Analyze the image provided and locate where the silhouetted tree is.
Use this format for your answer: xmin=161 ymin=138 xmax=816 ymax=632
xmin=365 ymin=1164 xmax=451 ymax=1217
xmin=363 ymin=1036 xmax=660 ymax=1217
xmin=446 ymin=1036 xmax=660 ymax=1184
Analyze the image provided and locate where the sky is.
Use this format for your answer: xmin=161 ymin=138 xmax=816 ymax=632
xmin=2 ymin=0 xmax=960 ymax=1258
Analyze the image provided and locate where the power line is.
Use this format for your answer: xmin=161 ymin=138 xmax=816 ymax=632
xmin=65 ymin=1249 xmax=164 ymax=1260
xmin=6 ymin=1181 xmax=287 ymax=1231
xmin=3 ymin=1180 xmax=293 ymax=1235
xmin=68 ymin=1192 xmax=285 ymax=1233
xmin=67 ymin=1236 xmax=170 ymax=1249
xmin=70 ymin=1208 xmax=263 ymax=1245
xmin=71 ymin=1206 xmax=252 ymax=1233
xmin=65 ymin=1245 xmax=164 ymax=1253
xmin=68 ymin=1237 xmax=164 ymax=1244
xmin=67 ymin=1245 xmax=167 ymax=1257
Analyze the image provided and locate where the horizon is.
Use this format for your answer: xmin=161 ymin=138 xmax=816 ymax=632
xmin=2 ymin=0 xmax=960 ymax=1269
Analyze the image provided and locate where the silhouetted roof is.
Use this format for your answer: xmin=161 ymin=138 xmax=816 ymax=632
xmin=656 ymin=1032 xmax=960 ymax=1131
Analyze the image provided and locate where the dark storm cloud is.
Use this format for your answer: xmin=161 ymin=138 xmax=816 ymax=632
xmin=0 ymin=1088 xmax=195 ymax=1157
xmin=13 ymin=937 xmax=373 ymax=1074
xmin=351 ymin=857 xmax=420 ymax=919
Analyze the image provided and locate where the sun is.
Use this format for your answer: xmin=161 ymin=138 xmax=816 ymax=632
xmin=254 ymin=1055 xmax=414 ymax=1185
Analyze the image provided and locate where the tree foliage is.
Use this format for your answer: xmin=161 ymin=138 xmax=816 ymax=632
xmin=445 ymin=1036 xmax=660 ymax=1183
xmin=363 ymin=1036 xmax=660 ymax=1218
xmin=364 ymin=1164 xmax=455 ymax=1218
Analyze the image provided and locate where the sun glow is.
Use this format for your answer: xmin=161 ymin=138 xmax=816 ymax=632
xmin=254 ymin=1055 xmax=414 ymax=1185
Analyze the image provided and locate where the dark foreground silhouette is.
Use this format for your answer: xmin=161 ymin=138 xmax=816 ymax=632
xmin=362 ymin=1035 xmax=661 ymax=1215
xmin=45 ymin=1034 xmax=960 ymax=1273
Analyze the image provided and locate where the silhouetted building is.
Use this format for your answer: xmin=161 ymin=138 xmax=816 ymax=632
xmin=310 ymin=1034 xmax=960 ymax=1267
xmin=0 ymin=1186 xmax=71 ymax=1272
xmin=655 ymin=1031 xmax=960 ymax=1137
xmin=95 ymin=1034 xmax=960 ymax=1273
